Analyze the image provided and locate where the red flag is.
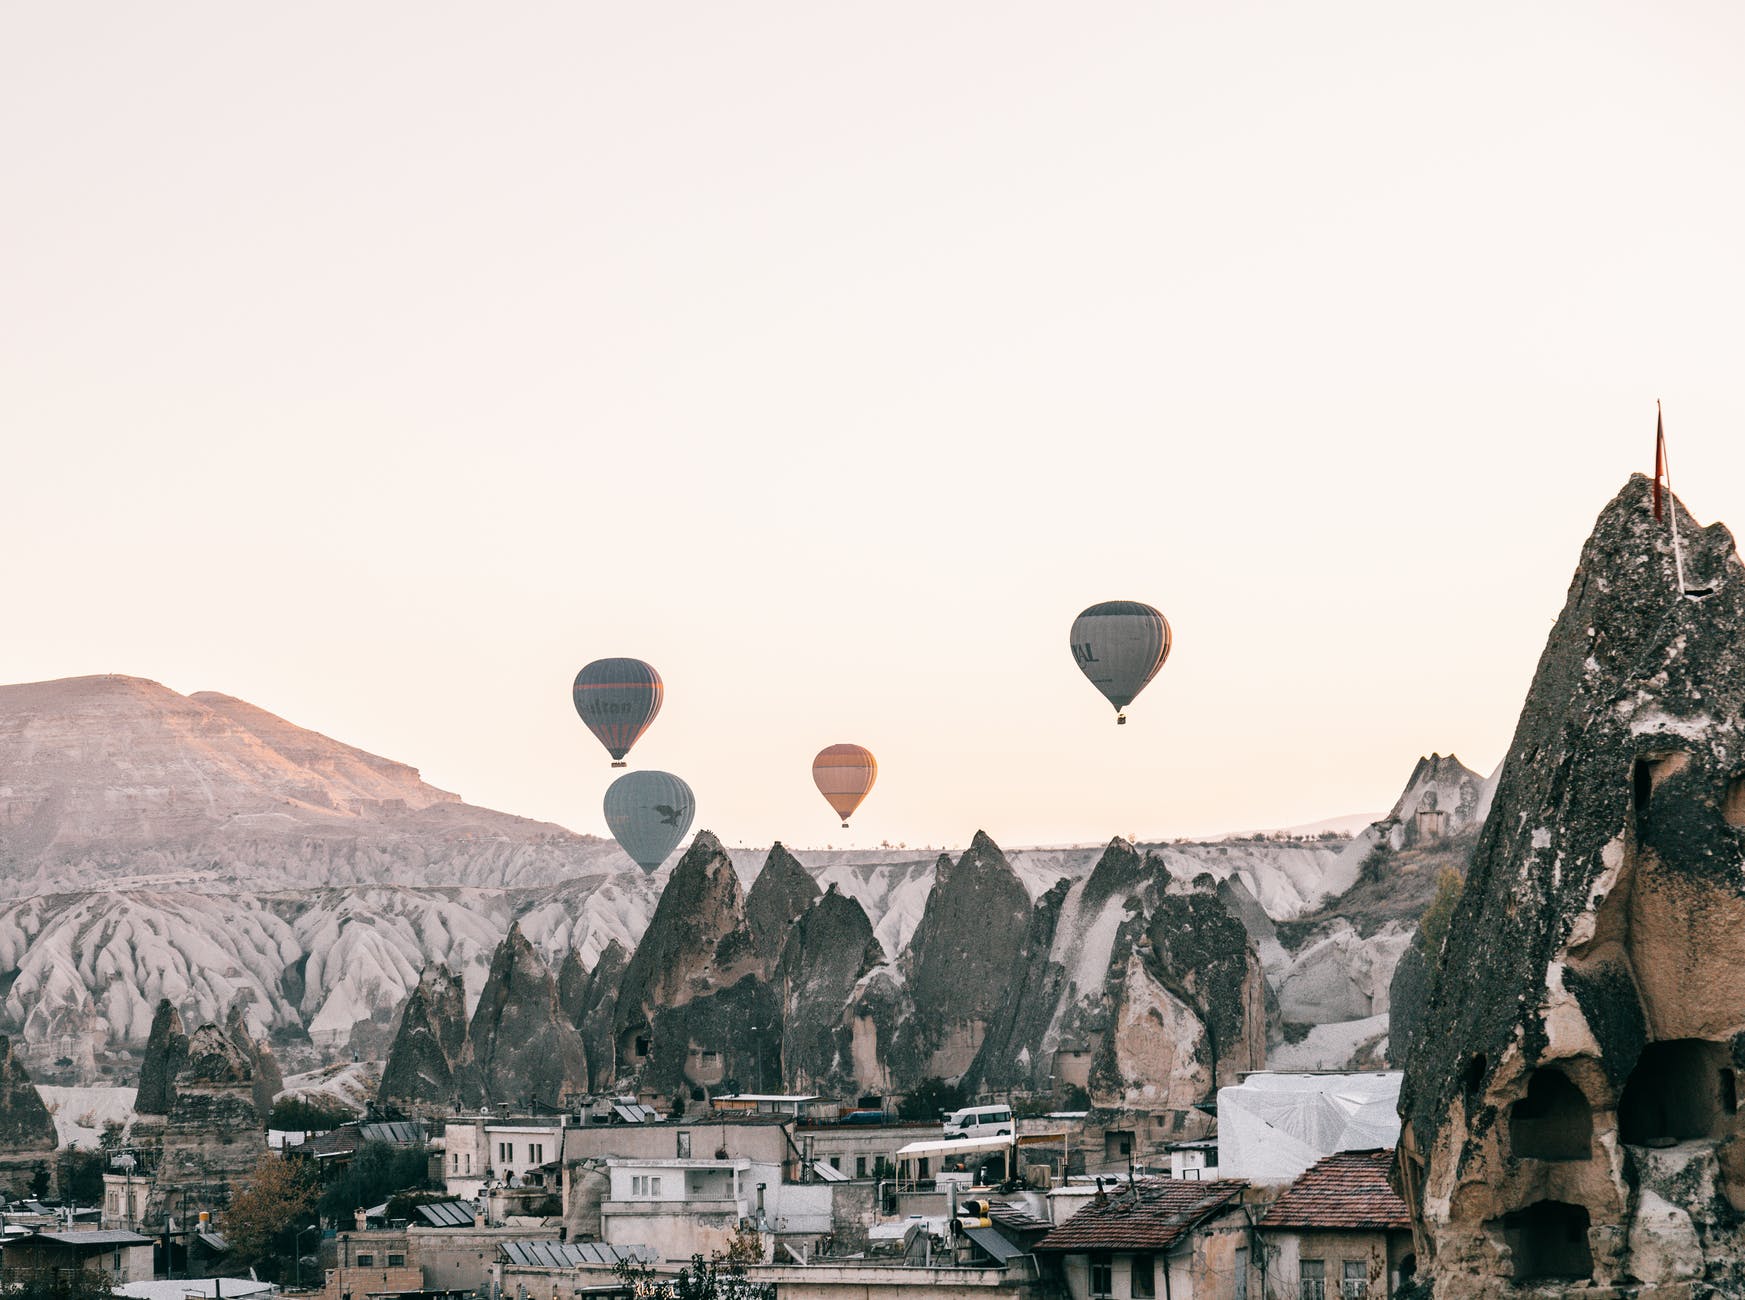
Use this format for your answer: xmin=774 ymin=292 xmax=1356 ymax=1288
xmin=1653 ymin=404 xmax=1666 ymax=522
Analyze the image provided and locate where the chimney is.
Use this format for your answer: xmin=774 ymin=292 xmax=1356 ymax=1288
xmin=354 ymin=1208 xmax=367 ymax=1232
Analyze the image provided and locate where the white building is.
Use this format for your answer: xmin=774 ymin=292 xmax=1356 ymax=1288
xmin=443 ymin=1114 xmax=568 ymax=1201
xmin=599 ymin=1157 xmax=832 ymax=1261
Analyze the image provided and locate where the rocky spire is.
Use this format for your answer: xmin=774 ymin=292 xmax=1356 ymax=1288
xmin=135 ymin=998 xmax=188 ymax=1115
xmin=775 ymin=886 xmax=886 ymax=1094
xmin=378 ymin=964 xmax=473 ymax=1113
xmin=0 ymin=1036 xmax=56 ymax=1153
xmin=1400 ymin=476 xmax=1745 ymax=1294
xmin=467 ymin=926 xmax=589 ymax=1109
xmin=889 ymin=831 xmax=1032 ymax=1086
xmin=746 ymin=842 xmax=822 ymax=967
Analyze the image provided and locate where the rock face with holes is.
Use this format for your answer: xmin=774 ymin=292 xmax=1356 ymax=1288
xmin=1399 ymin=475 xmax=1745 ymax=1295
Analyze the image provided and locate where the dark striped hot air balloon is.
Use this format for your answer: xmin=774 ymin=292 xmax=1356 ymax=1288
xmin=604 ymin=770 xmax=694 ymax=872
xmin=573 ymin=658 xmax=663 ymax=766
xmin=1069 ymin=600 xmax=1171 ymax=724
xmin=812 ymin=743 xmax=877 ymax=828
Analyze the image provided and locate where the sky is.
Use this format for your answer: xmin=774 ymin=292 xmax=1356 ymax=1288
xmin=4 ymin=3 xmax=1744 ymax=849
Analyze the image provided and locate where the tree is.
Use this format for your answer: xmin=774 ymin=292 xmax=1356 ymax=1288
xmin=267 ymin=1097 xmax=355 ymax=1133
xmin=3 ymin=1271 xmax=117 ymax=1300
xmin=316 ymin=1142 xmax=432 ymax=1220
xmin=56 ymin=1148 xmax=105 ymax=1204
xmin=1418 ymin=866 xmax=1465 ymax=962
xmin=896 ymin=1077 xmax=966 ymax=1122
xmin=614 ymin=1251 xmax=773 ymax=1300
xmin=225 ymin=1152 xmax=319 ymax=1276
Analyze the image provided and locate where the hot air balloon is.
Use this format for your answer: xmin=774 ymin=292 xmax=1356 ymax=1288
xmin=1070 ymin=600 xmax=1171 ymax=724
xmin=813 ymin=743 xmax=877 ymax=828
xmin=573 ymin=658 xmax=662 ymax=766
xmin=604 ymin=770 xmax=695 ymax=873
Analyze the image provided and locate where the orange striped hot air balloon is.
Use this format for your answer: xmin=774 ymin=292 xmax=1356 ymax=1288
xmin=812 ymin=743 xmax=877 ymax=828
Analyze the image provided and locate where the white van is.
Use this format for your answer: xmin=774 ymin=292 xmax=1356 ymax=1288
xmin=943 ymin=1104 xmax=1014 ymax=1138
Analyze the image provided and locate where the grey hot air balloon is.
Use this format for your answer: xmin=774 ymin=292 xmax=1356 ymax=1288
xmin=1070 ymin=600 xmax=1172 ymax=724
xmin=604 ymin=770 xmax=696 ymax=873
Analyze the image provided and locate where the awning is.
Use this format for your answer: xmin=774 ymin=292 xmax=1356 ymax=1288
xmin=894 ymin=1135 xmax=1015 ymax=1160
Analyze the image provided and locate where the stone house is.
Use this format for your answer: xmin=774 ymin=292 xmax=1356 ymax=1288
xmin=1033 ymin=1178 xmax=1249 ymax=1300
xmin=0 ymin=1230 xmax=156 ymax=1287
xmin=1252 ymin=1149 xmax=1414 ymax=1298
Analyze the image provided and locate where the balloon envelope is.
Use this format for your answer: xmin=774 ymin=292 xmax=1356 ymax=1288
xmin=813 ymin=743 xmax=877 ymax=827
xmin=1069 ymin=600 xmax=1171 ymax=718
xmin=573 ymin=658 xmax=663 ymax=763
xmin=604 ymin=770 xmax=695 ymax=872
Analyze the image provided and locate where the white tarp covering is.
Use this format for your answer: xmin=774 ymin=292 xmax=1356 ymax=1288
xmin=1216 ymin=1070 xmax=1403 ymax=1185
xmin=895 ymin=1134 xmax=1017 ymax=1160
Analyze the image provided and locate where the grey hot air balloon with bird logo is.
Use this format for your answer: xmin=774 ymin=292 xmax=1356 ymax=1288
xmin=604 ymin=770 xmax=696 ymax=872
xmin=1069 ymin=600 xmax=1171 ymax=724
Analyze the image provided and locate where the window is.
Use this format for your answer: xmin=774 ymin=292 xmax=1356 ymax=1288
xmin=829 ymin=1157 xmax=841 ymax=1171
xmin=631 ymin=1175 xmax=645 ymax=1196
xmin=1234 ymin=1248 xmax=1248 ymax=1300
xmin=528 ymin=1142 xmax=544 ymax=1164
xmin=677 ymin=1132 xmax=691 ymax=1158
xmin=1300 ymin=1259 xmax=1326 ymax=1300
xmin=113 ymin=1251 xmax=122 ymax=1271
xmin=388 ymin=1254 xmax=405 ymax=1268
xmin=635 ymin=1035 xmax=651 ymax=1057
xmin=452 ymin=1152 xmax=458 ymax=1170
xmin=357 ymin=1254 xmax=375 ymax=1268
xmin=498 ymin=1141 xmax=512 ymax=1163
xmin=650 ymin=1176 xmax=662 ymax=1195
xmin=465 ymin=1153 xmax=471 ymax=1173
xmin=1131 ymin=1253 xmax=1156 ymax=1298
xmin=1088 ymin=1254 xmax=1113 ymax=1298
xmin=855 ymin=1156 xmax=868 ymax=1178
xmin=1342 ymin=1260 xmax=1369 ymax=1298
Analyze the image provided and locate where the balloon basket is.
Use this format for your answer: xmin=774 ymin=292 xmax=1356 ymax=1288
xmin=611 ymin=761 xmax=627 ymax=768
xmin=841 ymin=821 xmax=850 ymax=829
xmin=1117 ymin=714 xmax=1127 ymax=726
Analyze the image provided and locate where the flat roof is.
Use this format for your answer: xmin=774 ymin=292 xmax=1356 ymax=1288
xmin=608 ymin=1157 xmax=750 ymax=1170
xmin=713 ymin=1095 xmax=823 ymax=1103
xmin=29 ymin=1231 xmax=155 ymax=1247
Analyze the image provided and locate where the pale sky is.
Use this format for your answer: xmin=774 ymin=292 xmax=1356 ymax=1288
xmin=4 ymin=3 xmax=1743 ymax=849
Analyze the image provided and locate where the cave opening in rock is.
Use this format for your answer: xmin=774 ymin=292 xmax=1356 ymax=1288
xmin=1633 ymin=758 xmax=1655 ymax=812
xmin=1618 ymin=1039 xmax=1734 ymax=1145
xmin=1725 ymin=775 xmax=1745 ymax=829
xmin=1509 ymin=1068 xmax=1592 ymax=1160
xmin=1462 ymin=1053 xmax=1487 ymax=1097
xmin=1498 ymin=1201 xmax=1592 ymax=1282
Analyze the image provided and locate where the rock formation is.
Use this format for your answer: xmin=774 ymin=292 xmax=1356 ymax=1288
xmin=0 ymin=1034 xmax=56 ymax=1152
xmin=0 ymin=1036 xmax=56 ymax=1197
xmin=136 ymin=998 xmax=189 ymax=1115
xmin=613 ymin=832 xmax=781 ymax=1098
xmin=465 ymin=926 xmax=589 ymax=1109
xmin=745 ymin=842 xmax=821 ymax=966
xmin=377 ymin=964 xmax=472 ymax=1114
xmin=889 ymin=832 xmax=1033 ymax=1085
xmin=155 ymin=1018 xmax=270 ymax=1188
xmin=775 ymin=886 xmax=886 ymax=1095
xmin=575 ymin=940 xmax=628 ymax=1093
xmin=1399 ymin=476 xmax=1745 ymax=1294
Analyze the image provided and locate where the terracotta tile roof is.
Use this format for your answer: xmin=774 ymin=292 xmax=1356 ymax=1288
xmin=1035 ymin=1179 xmax=1247 ymax=1253
xmin=1258 ymin=1149 xmax=1409 ymax=1230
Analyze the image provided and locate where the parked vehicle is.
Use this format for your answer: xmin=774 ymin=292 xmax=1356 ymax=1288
xmin=943 ymin=1105 xmax=1014 ymax=1138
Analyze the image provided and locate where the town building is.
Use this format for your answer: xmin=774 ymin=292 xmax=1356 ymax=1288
xmin=1034 ymin=1179 xmax=1250 ymax=1300
xmin=443 ymin=1112 xmax=568 ymax=1201
xmin=1252 ymin=1149 xmax=1415 ymax=1298
xmin=0 ymin=1230 xmax=156 ymax=1288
